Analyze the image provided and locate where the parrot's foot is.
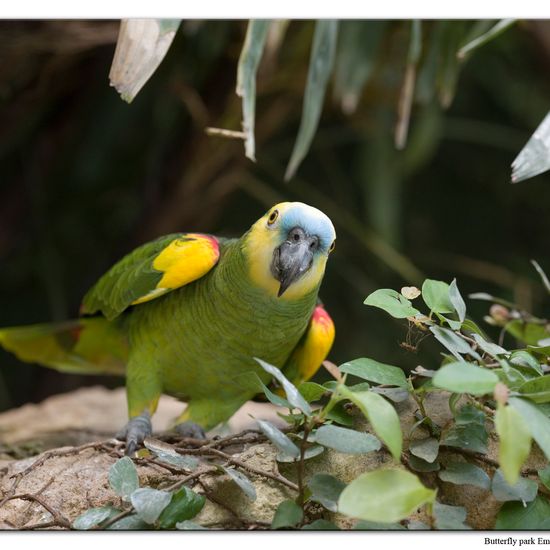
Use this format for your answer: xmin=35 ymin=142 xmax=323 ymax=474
xmin=174 ymin=421 xmax=206 ymax=439
xmin=116 ymin=411 xmax=153 ymax=456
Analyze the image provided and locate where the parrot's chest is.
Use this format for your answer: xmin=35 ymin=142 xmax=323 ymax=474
xmin=128 ymin=273 xmax=316 ymax=400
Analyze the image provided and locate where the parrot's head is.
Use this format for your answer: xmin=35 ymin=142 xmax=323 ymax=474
xmin=244 ymin=202 xmax=336 ymax=299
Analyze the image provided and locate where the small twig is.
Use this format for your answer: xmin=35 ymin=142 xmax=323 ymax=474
xmin=97 ymin=508 xmax=133 ymax=530
xmin=296 ymin=423 xmax=312 ymax=510
xmin=198 ymin=447 xmax=298 ymax=492
xmin=202 ymin=429 xmax=266 ymax=450
xmin=10 ymin=439 xmax=120 ymax=481
xmin=0 ymin=476 xmax=20 ymax=510
xmin=21 ymin=520 xmax=60 ymax=530
xmin=163 ymin=466 xmax=219 ymax=493
xmin=205 ymin=127 xmax=246 ymax=140
xmin=8 ymin=493 xmax=70 ymax=529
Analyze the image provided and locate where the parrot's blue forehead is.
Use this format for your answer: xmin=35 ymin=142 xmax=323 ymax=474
xmin=276 ymin=202 xmax=336 ymax=251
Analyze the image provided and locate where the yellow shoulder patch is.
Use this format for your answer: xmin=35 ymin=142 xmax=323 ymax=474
xmin=288 ymin=305 xmax=335 ymax=385
xmin=131 ymin=234 xmax=220 ymax=306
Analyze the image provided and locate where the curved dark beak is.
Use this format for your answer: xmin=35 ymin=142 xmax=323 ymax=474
xmin=271 ymin=228 xmax=316 ymax=297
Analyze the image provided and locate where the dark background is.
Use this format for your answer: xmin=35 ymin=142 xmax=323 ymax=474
xmin=1 ymin=19 xmax=550 ymax=411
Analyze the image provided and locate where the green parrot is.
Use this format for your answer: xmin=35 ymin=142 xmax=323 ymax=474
xmin=0 ymin=202 xmax=336 ymax=454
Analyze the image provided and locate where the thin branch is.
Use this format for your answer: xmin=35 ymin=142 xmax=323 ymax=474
xmin=7 ymin=493 xmax=71 ymax=529
xmin=196 ymin=447 xmax=298 ymax=492
xmin=96 ymin=508 xmax=133 ymax=530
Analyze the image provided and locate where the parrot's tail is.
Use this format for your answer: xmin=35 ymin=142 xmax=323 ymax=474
xmin=0 ymin=317 xmax=128 ymax=376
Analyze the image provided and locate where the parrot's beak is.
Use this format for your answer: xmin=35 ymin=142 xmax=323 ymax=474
xmin=271 ymin=227 xmax=316 ymax=297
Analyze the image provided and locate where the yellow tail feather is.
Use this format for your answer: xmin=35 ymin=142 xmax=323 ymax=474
xmin=0 ymin=318 xmax=128 ymax=376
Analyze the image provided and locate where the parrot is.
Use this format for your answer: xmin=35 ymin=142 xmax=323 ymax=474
xmin=0 ymin=202 xmax=336 ymax=454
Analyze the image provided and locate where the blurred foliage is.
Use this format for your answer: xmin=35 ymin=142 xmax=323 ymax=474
xmin=2 ymin=19 xmax=550 ymax=412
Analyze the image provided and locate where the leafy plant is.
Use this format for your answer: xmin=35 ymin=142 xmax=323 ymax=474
xmin=73 ymin=453 xmax=206 ymax=530
xmin=250 ymin=266 xmax=550 ymax=529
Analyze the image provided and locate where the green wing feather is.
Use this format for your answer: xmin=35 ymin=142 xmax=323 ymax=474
xmin=81 ymin=234 xmax=179 ymax=320
xmin=81 ymin=233 xmax=221 ymax=321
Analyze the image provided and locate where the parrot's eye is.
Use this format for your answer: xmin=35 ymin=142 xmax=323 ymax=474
xmin=329 ymin=240 xmax=336 ymax=253
xmin=267 ymin=209 xmax=279 ymax=225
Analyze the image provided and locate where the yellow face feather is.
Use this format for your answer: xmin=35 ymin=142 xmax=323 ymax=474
xmin=244 ymin=202 xmax=334 ymax=300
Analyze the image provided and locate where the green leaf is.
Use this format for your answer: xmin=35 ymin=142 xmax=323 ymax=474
xmin=422 ymin=279 xmax=454 ymax=314
xmin=155 ymin=451 xmax=199 ymax=470
xmin=495 ymin=403 xmax=532 ymax=485
xmin=223 ymin=467 xmax=257 ymax=501
xmin=341 ymin=388 xmax=402 ymax=460
xmin=339 ymin=357 xmax=408 ymax=388
xmin=302 ymin=519 xmax=339 ymax=530
xmin=510 ymin=351 xmax=543 ymax=376
xmin=257 ymin=419 xmax=300 ymax=458
xmin=107 ymin=514 xmax=149 ymax=530
xmin=271 ymin=499 xmax=303 ymax=529
xmin=430 ymin=326 xmax=479 ymax=361
xmin=108 ymin=456 xmax=139 ymax=500
xmin=409 ymin=455 xmax=440 ymax=472
xmin=73 ymin=506 xmax=120 ymax=530
xmin=432 ymin=362 xmax=498 ymax=396
xmin=461 ymin=318 xmax=487 ymax=337
xmin=519 ymin=375 xmax=550 ymax=403
xmin=298 ymin=381 xmax=327 ymax=403
xmin=333 ymin=21 xmax=386 ymax=114
xmin=350 ymin=382 xmax=372 ymax=393
xmin=441 ymin=405 xmax=488 ymax=454
xmin=338 ymin=469 xmax=436 ymax=523
xmin=436 ymin=21 xmax=469 ymax=107
xmin=496 ymin=497 xmax=550 ymax=530
xmin=409 ymin=437 xmax=439 ymax=463
xmin=255 ymin=375 xmax=291 ymax=408
xmin=448 ymin=279 xmax=466 ymax=322
xmin=314 ymin=425 xmax=381 ymax=455
xmin=364 ymin=289 xmax=420 ymax=319
xmin=438 ymin=461 xmax=490 ymax=489
xmin=130 ymin=488 xmax=172 ymax=524
xmin=458 ymin=19 xmax=516 ymax=60
xmin=255 ymin=358 xmax=312 ymax=415
xmin=325 ymin=402 xmax=354 ymax=427
xmin=539 ymin=465 xmax=550 ymax=491
xmin=371 ymin=386 xmax=410 ymax=403
xmin=492 ymin=469 xmax=538 ymax=503
xmin=143 ymin=439 xmax=199 ymax=470
xmin=509 ymin=397 xmax=550 ymax=461
xmin=506 ymin=320 xmax=550 ymax=347
xmin=407 ymin=520 xmax=430 ymax=530
xmin=433 ymin=502 xmax=470 ymax=530
xmin=176 ymin=520 xmax=208 ymax=530
xmin=276 ymin=445 xmax=324 ymax=463
xmin=157 ymin=487 xmax=205 ymax=529
xmin=285 ymin=20 xmax=338 ymax=180
xmin=354 ymin=519 xmax=406 ymax=530
xmin=472 ymin=333 xmax=508 ymax=357
xmin=307 ymin=473 xmax=346 ymax=512
xmin=236 ymin=20 xmax=270 ymax=161
xmin=532 ymin=259 xmax=550 ymax=295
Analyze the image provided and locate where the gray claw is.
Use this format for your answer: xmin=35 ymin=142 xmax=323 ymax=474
xmin=116 ymin=411 xmax=153 ymax=455
xmin=174 ymin=421 xmax=206 ymax=439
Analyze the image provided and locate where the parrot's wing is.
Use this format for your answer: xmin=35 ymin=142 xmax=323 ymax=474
xmin=282 ymin=304 xmax=335 ymax=386
xmin=81 ymin=233 xmax=220 ymax=320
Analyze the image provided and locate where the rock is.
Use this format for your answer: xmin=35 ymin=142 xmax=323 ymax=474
xmin=0 ymin=386 xmax=286 ymax=449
